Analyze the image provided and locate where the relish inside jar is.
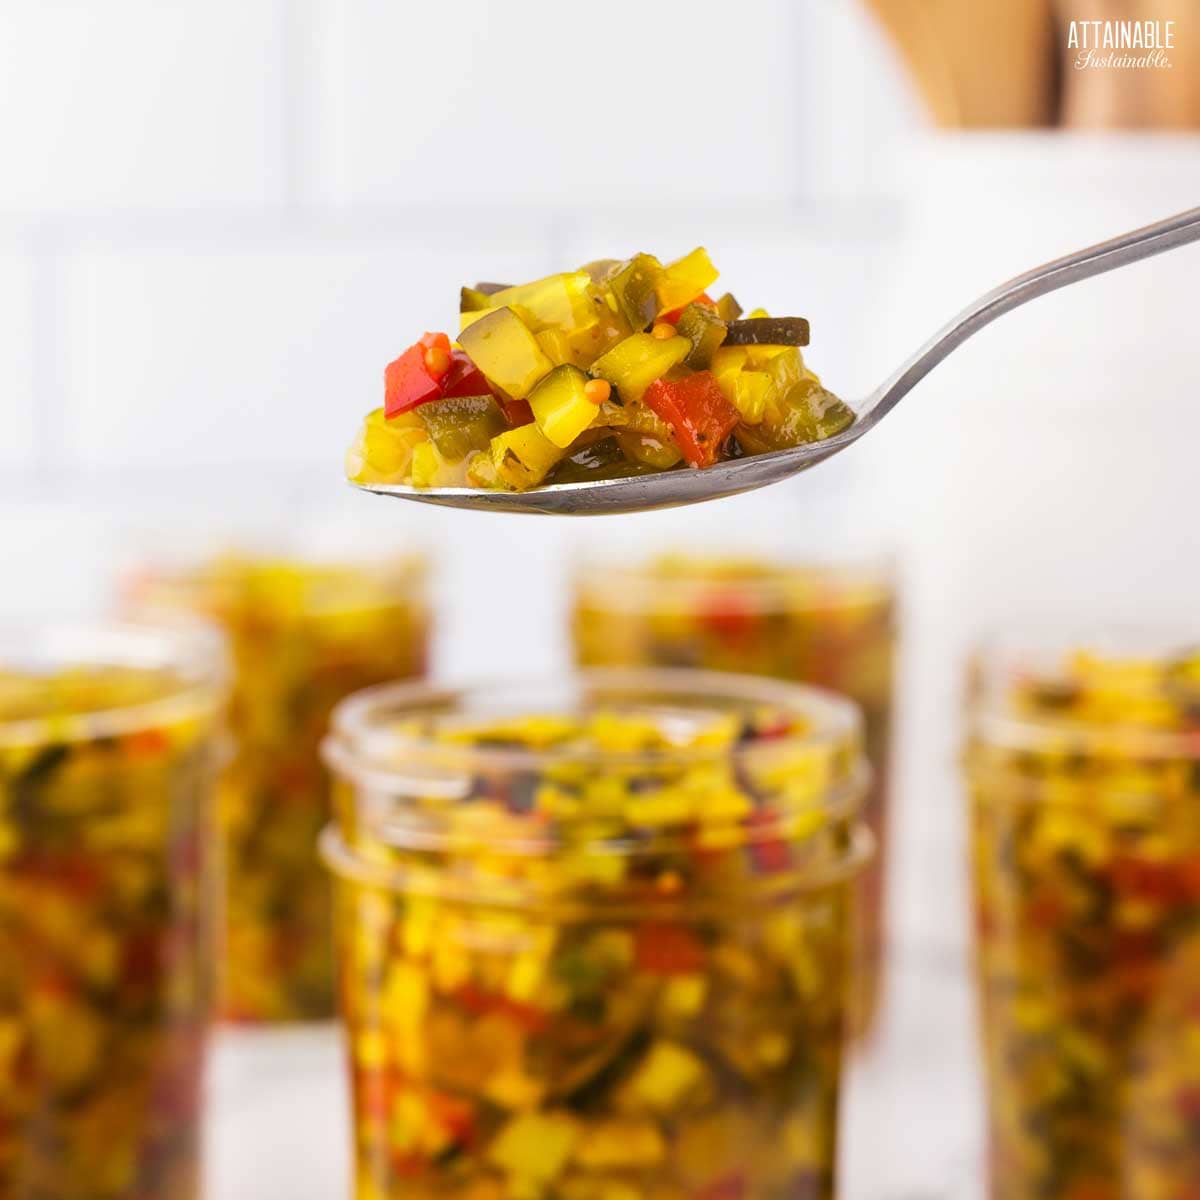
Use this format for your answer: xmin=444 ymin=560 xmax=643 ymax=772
xmin=130 ymin=552 xmax=430 ymax=1022
xmin=0 ymin=623 xmax=227 ymax=1200
xmin=323 ymin=670 xmax=871 ymax=1200
xmin=966 ymin=635 xmax=1200 ymax=1200
xmin=571 ymin=554 xmax=896 ymax=1037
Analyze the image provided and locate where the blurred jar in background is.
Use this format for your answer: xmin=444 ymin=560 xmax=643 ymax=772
xmin=322 ymin=671 xmax=871 ymax=1200
xmin=0 ymin=623 xmax=226 ymax=1200
xmin=965 ymin=633 xmax=1200 ymax=1200
xmin=571 ymin=556 xmax=896 ymax=1036
xmin=128 ymin=552 xmax=430 ymax=1023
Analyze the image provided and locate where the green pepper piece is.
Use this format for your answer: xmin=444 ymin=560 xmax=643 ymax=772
xmin=547 ymin=436 xmax=660 ymax=484
xmin=714 ymin=293 xmax=743 ymax=323
xmin=416 ymin=394 xmax=507 ymax=461
xmin=723 ymin=317 xmax=810 ymax=347
xmin=737 ymin=377 xmax=854 ymax=452
xmin=675 ymin=303 xmax=727 ymax=369
xmin=607 ymin=254 xmax=664 ymax=332
xmin=458 ymin=307 xmax=554 ymax=400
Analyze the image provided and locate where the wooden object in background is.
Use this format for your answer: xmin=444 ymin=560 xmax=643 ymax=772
xmin=1055 ymin=0 xmax=1200 ymax=127
xmin=863 ymin=0 xmax=1059 ymax=127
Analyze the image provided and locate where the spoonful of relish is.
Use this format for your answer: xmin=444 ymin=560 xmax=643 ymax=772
xmin=347 ymin=208 xmax=1200 ymax=516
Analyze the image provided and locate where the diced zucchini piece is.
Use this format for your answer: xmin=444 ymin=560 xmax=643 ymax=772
xmin=591 ymin=333 xmax=690 ymax=403
xmin=714 ymin=292 xmax=743 ymax=323
xmin=675 ymin=303 xmax=727 ymax=369
xmin=460 ymin=286 xmax=494 ymax=313
xmin=474 ymin=281 xmax=512 ymax=296
xmin=458 ymin=307 xmax=554 ymax=400
xmin=417 ymin=394 xmax=507 ymax=461
xmin=345 ymin=408 xmax=429 ymax=484
xmin=724 ymin=317 xmax=810 ymax=347
xmin=656 ymin=247 xmax=718 ymax=314
xmin=528 ymin=365 xmax=596 ymax=449
xmin=483 ymin=271 xmax=595 ymax=333
xmin=607 ymin=254 xmax=664 ymax=331
xmin=535 ymin=327 xmax=573 ymax=366
xmin=409 ymin=440 xmax=441 ymax=488
xmin=733 ymin=371 xmax=772 ymax=424
xmin=490 ymin=423 xmax=567 ymax=489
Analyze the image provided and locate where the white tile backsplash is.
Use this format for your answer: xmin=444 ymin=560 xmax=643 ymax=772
xmin=0 ymin=247 xmax=36 ymax=468
xmin=59 ymin=230 xmax=553 ymax=470
xmin=305 ymin=0 xmax=812 ymax=208
xmin=0 ymin=2 xmax=285 ymax=215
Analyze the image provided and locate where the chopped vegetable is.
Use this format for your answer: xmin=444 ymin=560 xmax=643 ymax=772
xmin=528 ymin=365 xmax=597 ymax=449
xmin=385 ymin=335 xmax=445 ymax=417
xmin=418 ymin=394 xmax=507 ymax=460
xmin=607 ymin=254 xmax=663 ymax=331
xmin=676 ymin=302 xmax=728 ymax=369
xmin=592 ymin=332 xmax=691 ymax=403
xmin=458 ymin=307 xmax=555 ymax=400
xmin=724 ymin=317 xmax=811 ymax=347
xmin=656 ymin=247 xmax=719 ymax=315
xmin=351 ymin=249 xmax=848 ymax=491
xmin=491 ymin=422 xmax=567 ymax=488
xmin=715 ymin=293 xmax=744 ymax=323
xmin=643 ymin=372 xmax=741 ymax=468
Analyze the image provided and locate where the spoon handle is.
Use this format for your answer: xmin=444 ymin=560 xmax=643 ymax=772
xmin=866 ymin=204 xmax=1200 ymax=423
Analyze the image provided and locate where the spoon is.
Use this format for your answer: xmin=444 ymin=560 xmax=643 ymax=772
xmin=355 ymin=205 xmax=1200 ymax=516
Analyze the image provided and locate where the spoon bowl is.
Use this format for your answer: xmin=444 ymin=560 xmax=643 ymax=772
xmin=354 ymin=205 xmax=1200 ymax=516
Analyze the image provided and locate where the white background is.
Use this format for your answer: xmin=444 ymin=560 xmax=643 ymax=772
xmin=3 ymin=3 xmax=1199 ymax=1197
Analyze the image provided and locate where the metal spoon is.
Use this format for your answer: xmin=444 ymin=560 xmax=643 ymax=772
xmin=355 ymin=205 xmax=1200 ymax=516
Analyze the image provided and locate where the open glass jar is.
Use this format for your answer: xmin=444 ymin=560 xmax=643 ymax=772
xmin=965 ymin=634 xmax=1200 ymax=1200
xmin=129 ymin=552 xmax=430 ymax=1022
xmin=0 ymin=623 xmax=227 ymax=1200
xmin=571 ymin=556 xmax=895 ymax=1036
xmin=323 ymin=669 xmax=871 ymax=1200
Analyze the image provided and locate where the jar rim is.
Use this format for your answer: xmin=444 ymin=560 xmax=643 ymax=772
xmin=966 ymin=627 xmax=1200 ymax=761
xmin=319 ymin=823 xmax=876 ymax=912
xmin=326 ymin=668 xmax=863 ymax=777
xmin=127 ymin=550 xmax=429 ymax=620
xmin=570 ymin=554 xmax=895 ymax=616
xmin=0 ymin=620 xmax=228 ymax=748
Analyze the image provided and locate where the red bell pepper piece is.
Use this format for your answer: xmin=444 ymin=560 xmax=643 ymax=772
xmin=660 ymin=292 xmax=716 ymax=326
xmin=635 ymin=923 xmax=705 ymax=974
xmin=501 ymin=398 xmax=535 ymax=426
xmin=698 ymin=588 xmax=755 ymax=644
xmin=385 ymin=334 xmax=495 ymax=416
xmin=440 ymin=349 xmax=491 ymax=398
xmin=385 ymin=341 xmax=444 ymax=417
xmin=643 ymin=371 xmax=740 ymax=468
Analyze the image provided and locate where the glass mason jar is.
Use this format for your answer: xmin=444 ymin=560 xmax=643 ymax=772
xmin=322 ymin=669 xmax=871 ymax=1200
xmin=129 ymin=552 xmax=430 ymax=1023
xmin=0 ymin=622 xmax=227 ymax=1200
xmin=570 ymin=556 xmax=895 ymax=1035
xmin=965 ymin=634 xmax=1200 ymax=1200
